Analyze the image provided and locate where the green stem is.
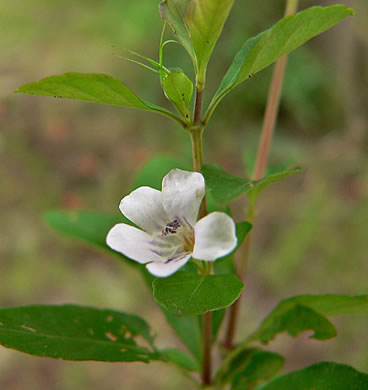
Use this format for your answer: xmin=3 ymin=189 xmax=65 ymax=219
xmin=190 ymin=87 xmax=212 ymax=387
xmin=223 ymin=0 xmax=299 ymax=350
xmin=194 ymin=88 xmax=204 ymax=127
xmin=190 ymin=128 xmax=204 ymax=173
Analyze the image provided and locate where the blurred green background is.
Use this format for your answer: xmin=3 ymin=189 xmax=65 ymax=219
xmin=1 ymin=0 xmax=367 ymax=389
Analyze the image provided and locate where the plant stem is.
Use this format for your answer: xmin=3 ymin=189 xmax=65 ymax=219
xmin=253 ymin=0 xmax=299 ymax=180
xmin=194 ymin=88 xmax=204 ymax=127
xmin=223 ymin=0 xmax=299 ymax=350
xmin=190 ymin=86 xmax=212 ymax=387
xmin=190 ymin=128 xmax=204 ymax=173
xmin=202 ymin=309 xmax=212 ymax=387
xmin=191 ymin=87 xmax=208 ymax=217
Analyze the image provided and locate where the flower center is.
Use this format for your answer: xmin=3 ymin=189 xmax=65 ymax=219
xmin=162 ymin=219 xmax=181 ymax=236
xmin=162 ymin=218 xmax=194 ymax=252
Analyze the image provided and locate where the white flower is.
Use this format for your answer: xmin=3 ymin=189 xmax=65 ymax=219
xmin=106 ymin=169 xmax=237 ymax=277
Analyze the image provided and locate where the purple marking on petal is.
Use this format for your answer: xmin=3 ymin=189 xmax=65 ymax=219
xmin=165 ymin=252 xmax=191 ymax=264
xmin=151 ymin=246 xmax=178 ymax=257
xmin=151 ymin=249 xmax=164 ymax=257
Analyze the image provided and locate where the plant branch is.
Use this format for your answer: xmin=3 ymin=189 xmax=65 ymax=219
xmin=223 ymin=0 xmax=299 ymax=350
xmin=253 ymin=0 xmax=299 ymax=180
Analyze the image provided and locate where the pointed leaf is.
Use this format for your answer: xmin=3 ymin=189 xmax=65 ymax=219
xmin=209 ymin=5 xmax=354 ymax=114
xmin=216 ymin=348 xmax=284 ymax=389
xmin=249 ymin=304 xmax=337 ymax=345
xmin=201 ymin=164 xmax=251 ymax=204
xmin=201 ymin=164 xmax=300 ymax=205
xmin=247 ymin=294 xmax=368 ymax=345
xmin=187 ymin=0 xmax=235 ymax=84
xmin=153 ymin=273 xmax=244 ymax=316
xmin=0 ymin=305 xmax=158 ymax=362
xmin=250 ymin=167 xmax=301 ymax=198
xmin=257 ymin=362 xmax=368 ymax=390
xmin=16 ymin=73 xmax=182 ymax=123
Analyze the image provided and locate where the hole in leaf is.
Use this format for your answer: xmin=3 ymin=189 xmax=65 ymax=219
xmin=20 ymin=324 xmax=37 ymax=332
xmin=105 ymin=332 xmax=118 ymax=342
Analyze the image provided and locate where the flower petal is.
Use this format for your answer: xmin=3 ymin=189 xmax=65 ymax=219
xmin=146 ymin=253 xmax=192 ymax=277
xmin=192 ymin=212 xmax=237 ymax=261
xmin=162 ymin=169 xmax=205 ymax=225
xmin=120 ymin=187 xmax=168 ymax=234
xmin=106 ymin=223 xmax=163 ymax=264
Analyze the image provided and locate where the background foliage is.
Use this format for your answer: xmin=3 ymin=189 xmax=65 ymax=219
xmin=1 ymin=0 xmax=367 ymax=388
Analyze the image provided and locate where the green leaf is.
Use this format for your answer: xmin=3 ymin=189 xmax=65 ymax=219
xmin=209 ymin=5 xmax=354 ymax=117
xmin=0 ymin=305 xmax=158 ymax=362
xmin=249 ymin=167 xmax=302 ymax=198
xmin=153 ymin=273 xmax=244 ymax=316
xmin=160 ymin=348 xmax=200 ymax=371
xmin=186 ymin=0 xmax=235 ymax=84
xmin=201 ymin=164 xmax=300 ymax=205
xmin=247 ymin=294 xmax=368 ymax=345
xmin=16 ymin=72 xmax=183 ymax=124
xmin=161 ymin=70 xmax=193 ymax=120
xmin=257 ymin=362 xmax=368 ymax=390
xmin=249 ymin=304 xmax=337 ymax=344
xmin=216 ymin=348 xmax=284 ymax=389
xmin=159 ymin=0 xmax=196 ymax=63
xmin=201 ymin=164 xmax=252 ymax=204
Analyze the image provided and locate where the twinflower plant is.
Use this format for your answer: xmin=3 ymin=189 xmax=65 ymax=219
xmin=2 ymin=1 xmax=368 ymax=389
